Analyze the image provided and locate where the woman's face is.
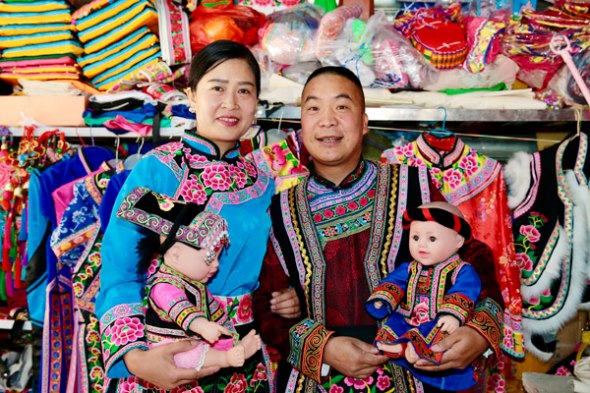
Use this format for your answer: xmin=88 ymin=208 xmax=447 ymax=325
xmin=187 ymin=58 xmax=258 ymax=155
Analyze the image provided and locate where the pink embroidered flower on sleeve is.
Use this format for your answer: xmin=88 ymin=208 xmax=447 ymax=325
xmin=458 ymin=154 xmax=480 ymax=177
xmin=515 ymin=253 xmax=533 ymax=272
xmin=158 ymin=142 xmax=184 ymax=153
xmin=442 ymin=169 xmax=462 ymax=189
xmin=229 ymin=166 xmax=248 ymax=188
xmin=104 ymin=317 xmax=144 ymax=347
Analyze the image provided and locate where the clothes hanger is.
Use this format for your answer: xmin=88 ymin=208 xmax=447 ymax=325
xmin=107 ymin=135 xmax=122 ymax=171
xmin=123 ymin=137 xmax=145 ymax=170
xmin=423 ymin=106 xmax=457 ymax=152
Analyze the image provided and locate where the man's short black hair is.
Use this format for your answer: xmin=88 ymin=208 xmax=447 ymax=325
xmin=303 ymin=66 xmax=365 ymax=109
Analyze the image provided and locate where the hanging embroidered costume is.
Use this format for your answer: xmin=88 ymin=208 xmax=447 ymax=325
xmin=382 ymin=134 xmax=524 ymax=359
xmin=366 ymin=255 xmax=481 ymax=391
xmin=97 ymin=131 xmax=280 ymax=392
xmin=49 ymin=168 xmax=118 ymax=393
xmin=505 ymin=131 xmax=590 ymax=360
xmin=253 ymin=160 xmax=503 ymax=393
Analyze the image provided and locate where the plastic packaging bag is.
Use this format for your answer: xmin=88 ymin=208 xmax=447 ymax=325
xmin=189 ymin=4 xmax=266 ymax=53
xmin=259 ymin=4 xmax=323 ymax=66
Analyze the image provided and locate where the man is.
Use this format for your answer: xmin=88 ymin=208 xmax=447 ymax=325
xmin=253 ymin=67 xmax=504 ymax=392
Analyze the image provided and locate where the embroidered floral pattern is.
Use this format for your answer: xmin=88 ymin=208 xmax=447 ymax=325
xmin=514 ymin=212 xmax=547 ymax=279
xmin=409 ymin=300 xmax=430 ymax=326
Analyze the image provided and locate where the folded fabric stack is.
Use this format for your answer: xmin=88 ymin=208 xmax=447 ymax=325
xmin=72 ymin=0 xmax=161 ymax=91
xmin=0 ymin=0 xmax=83 ymax=81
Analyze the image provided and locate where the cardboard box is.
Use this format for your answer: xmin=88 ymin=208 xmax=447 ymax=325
xmin=0 ymin=95 xmax=86 ymax=126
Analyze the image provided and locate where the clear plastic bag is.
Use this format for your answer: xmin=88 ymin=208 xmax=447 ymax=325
xmin=259 ymin=4 xmax=323 ymax=66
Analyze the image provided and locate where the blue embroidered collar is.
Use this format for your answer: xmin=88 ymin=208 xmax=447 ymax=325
xmin=182 ymin=130 xmax=240 ymax=161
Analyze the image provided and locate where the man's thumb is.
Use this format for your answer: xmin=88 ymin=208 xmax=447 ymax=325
xmin=431 ymin=334 xmax=458 ymax=353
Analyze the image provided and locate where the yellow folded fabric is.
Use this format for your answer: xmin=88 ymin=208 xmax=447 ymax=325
xmin=82 ymin=33 xmax=158 ymax=78
xmin=99 ymin=57 xmax=160 ymax=91
xmin=5 ymin=66 xmax=80 ymax=74
xmin=78 ymin=27 xmax=150 ymax=67
xmin=77 ymin=1 xmax=149 ymax=43
xmin=0 ymin=11 xmax=71 ymax=25
xmin=0 ymin=73 xmax=80 ymax=81
xmin=75 ymin=0 xmax=142 ymax=32
xmin=92 ymin=45 xmax=160 ymax=84
xmin=0 ymin=31 xmax=73 ymax=49
xmin=82 ymin=9 xmax=158 ymax=54
xmin=0 ymin=1 xmax=69 ymax=13
xmin=2 ymin=41 xmax=84 ymax=58
xmin=0 ymin=24 xmax=74 ymax=37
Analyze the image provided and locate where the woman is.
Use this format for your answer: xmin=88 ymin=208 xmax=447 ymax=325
xmin=96 ymin=40 xmax=296 ymax=392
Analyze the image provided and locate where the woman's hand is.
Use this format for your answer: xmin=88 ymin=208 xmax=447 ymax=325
xmin=270 ymin=287 xmax=301 ymax=319
xmin=124 ymin=341 xmax=220 ymax=389
xmin=406 ymin=326 xmax=488 ymax=371
xmin=323 ymin=336 xmax=389 ymax=378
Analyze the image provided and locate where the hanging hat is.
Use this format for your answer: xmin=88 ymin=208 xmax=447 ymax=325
xmin=116 ymin=186 xmax=229 ymax=264
xmin=402 ymin=206 xmax=472 ymax=242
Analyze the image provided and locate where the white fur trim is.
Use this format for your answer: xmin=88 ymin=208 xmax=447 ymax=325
xmin=504 ymin=151 xmax=532 ymax=210
xmin=524 ymin=334 xmax=554 ymax=361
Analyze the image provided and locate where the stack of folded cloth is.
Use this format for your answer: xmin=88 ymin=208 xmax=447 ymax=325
xmin=0 ymin=0 xmax=83 ymax=81
xmin=72 ymin=0 xmax=162 ymax=91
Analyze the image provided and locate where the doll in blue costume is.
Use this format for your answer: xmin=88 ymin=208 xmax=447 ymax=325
xmin=366 ymin=201 xmax=482 ymax=391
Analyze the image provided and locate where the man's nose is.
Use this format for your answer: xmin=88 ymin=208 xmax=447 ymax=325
xmin=318 ymin=109 xmax=337 ymax=127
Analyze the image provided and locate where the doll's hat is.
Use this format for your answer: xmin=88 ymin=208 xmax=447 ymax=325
xmin=402 ymin=206 xmax=472 ymax=242
xmin=116 ymin=187 xmax=229 ymax=259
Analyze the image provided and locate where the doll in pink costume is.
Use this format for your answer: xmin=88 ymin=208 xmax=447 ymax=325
xmin=116 ymin=186 xmax=261 ymax=372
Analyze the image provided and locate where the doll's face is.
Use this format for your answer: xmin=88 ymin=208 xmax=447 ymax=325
xmin=165 ymin=242 xmax=221 ymax=283
xmin=408 ymin=220 xmax=465 ymax=266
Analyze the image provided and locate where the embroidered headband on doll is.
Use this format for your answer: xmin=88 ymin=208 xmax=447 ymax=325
xmin=116 ymin=186 xmax=229 ymax=264
xmin=402 ymin=207 xmax=473 ymax=242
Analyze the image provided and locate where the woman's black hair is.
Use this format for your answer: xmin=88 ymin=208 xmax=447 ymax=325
xmin=136 ymin=231 xmax=160 ymax=276
xmin=303 ymin=66 xmax=365 ymax=110
xmin=188 ymin=40 xmax=261 ymax=97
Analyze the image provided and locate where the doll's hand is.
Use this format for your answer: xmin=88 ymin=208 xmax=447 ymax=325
xmin=437 ymin=315 xmax=460 ymax=333
xmin=374 ymin=300 xmax=383 ymax=309
xmin=271 ymin=287 xmax=301 ymax=319
xmin=189 ymin=319 xmax=232 ymax=343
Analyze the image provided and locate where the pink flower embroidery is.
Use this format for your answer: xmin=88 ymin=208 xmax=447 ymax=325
xmin=515 ymin=253 xmax=533 ymax=272
xmin=359 ymin=197 xmax=369 ymax=206
xmin=250 ymin=363 xmax=268 ymax=386
xmin=520 ymin=225 xmax=541 ymax=243
xmin=86 ymin=329 xmax=99 ymax=343
xmin=89 ymin=366 xmax=103 ymax=380
xmin=324 ymin=209 xmax=334 ymax=219
xmin=313 ymin=213 xmax=323 ymax=223
xmin=408 ymin=157 xmax=426 ymax=168
xmin=146 ymin=258 xmax=160 ymax=277
xmin=458 ymin=154 xmax=479 ymax=177
xmin=224 ymin=373 xmax=248 ymax=393
xmin=281 ymin=0 xmax=301 ymax=6
xmin=105 ymin=317 xmax=144 ymax=347
xmin=118 ymin=379 xmax=138 ymax=393
xmin=73 ymin=282 xmax=83 ymax=297
xmin=229 ymin=166 xmax=248 ymax=188
xmin=328 ymin=386 xmax=344 ymax=393
xmin=236 ymin=295 xmax=252 ymax=323
xmin=185 ymin=152 xmax=208 ymax=165
xmin=180 ymin=175 xmax=208 ymax=204
xmin=348 ymin=201 xmax=359 ymax=210
xmin=442 ymin=169 xmax=462 ymax=189
xmin=344 ymin=375 xmax=374 ymax=389
xmin=243 ymin=160 xmax=257 ymax=177
xmin=394 ymin=144 xmax=413 ymax=158
xmin=376 ymin=375 xmax=391 ymax=391
xmin=409 ymin=301 xmax=430 ymax=326
xmin=367 ymin=189 xmax=376 ymax=198
xmin=158 ymin=142 xmax=183 ymax=153
xmin=201 ymin=164 xmax=232 ymax=191
xmin=335 ymin=205 xmax=346 ymax=215
xmin=254 ymin=0 xmax=272 ymax=6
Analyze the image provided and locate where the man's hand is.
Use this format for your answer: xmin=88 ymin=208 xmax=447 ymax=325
xmin=323 ymin=336 xmax=389 ymax=378
xmin=124 ymin=341 xmax=220 ymax=389
xmin=270 ymin=288 xmax=301 ymax=319
xmin=407 ymin=326 xmax=488 ymax=371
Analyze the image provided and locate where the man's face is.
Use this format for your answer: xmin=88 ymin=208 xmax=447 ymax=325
xmin=300 ymin=73 xmax=369 ymax=172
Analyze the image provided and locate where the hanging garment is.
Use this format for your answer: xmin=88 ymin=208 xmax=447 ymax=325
xmin=382 ymin=134 xmax=524 ymax=359
xmin=505 ymin=131 xmax=590 ymax=360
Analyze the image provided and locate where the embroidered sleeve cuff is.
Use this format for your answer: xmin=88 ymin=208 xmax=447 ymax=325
xmin=465 ymin=298 xmax=502 ymax=355
xmin=439 ymin=293 xmax=475 ymax=324
xmin=100 ymin=302 xmax=148 ymax=378
xmin=288 ymin=318 xmax=335 ymax=383
xmin=169 ymin=301 xmax=203 ymax=332
xmin=366 ymin=282 xmax=404 ymax=319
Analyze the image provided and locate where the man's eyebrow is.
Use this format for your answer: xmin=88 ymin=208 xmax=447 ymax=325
xmin=303 ymin=93 xmax=353 ymax=104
